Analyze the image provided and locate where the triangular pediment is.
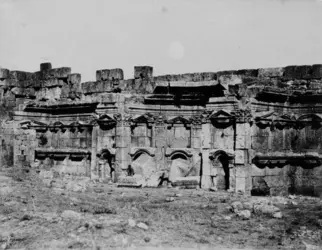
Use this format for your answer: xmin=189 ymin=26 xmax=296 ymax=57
xmin=98 ymin=114 xmax=115 ymax=121
xmin=167 ymin=115 xmax=190 ymax=124
xmin=208 ymin=109 xmax=232 ymax=119
xmin=132 ymin=113 xmax=154 ymax=124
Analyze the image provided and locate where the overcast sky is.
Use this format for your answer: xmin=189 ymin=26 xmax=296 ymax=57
xmin=0 ymin=0 xmax=322 ymax=81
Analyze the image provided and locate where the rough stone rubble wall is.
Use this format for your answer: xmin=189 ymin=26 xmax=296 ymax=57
xmin=1 ymin=62 xmax=322 ymax=196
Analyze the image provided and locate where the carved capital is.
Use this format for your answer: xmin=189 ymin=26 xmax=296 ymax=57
xmin=232 ymin=108 xmax=253 ymax=123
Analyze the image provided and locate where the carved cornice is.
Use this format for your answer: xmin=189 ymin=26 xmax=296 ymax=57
xmin=35 ymin=148 xmax=91 ymax=160
xmin=20 ymin=120 xmax=93 ymax=133
xmin=255 ymin=112 xmax=322 ymax=130
xmin=252 ymin=154 xmax=321 ymax=168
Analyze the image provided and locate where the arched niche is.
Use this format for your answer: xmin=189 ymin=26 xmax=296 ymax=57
xmin=209 ymin=150 xmax=234 ymax=190
xmin=130 ymin=149 xmax=156 ymax=177
xmin=168 ymin=150 xmax=195 ymax=182
xmin=97 ymin=149 xmax=115 ymax=181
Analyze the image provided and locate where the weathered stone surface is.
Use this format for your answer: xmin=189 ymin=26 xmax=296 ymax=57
xmin=10 ymin=71 xmax=33 ymax=81
xmin=311 ymin=64 xmax=322 ymax=79
xmin=283 ymin=65 xmax=312 ymax=80
xmin=96 ymin=69 xmax=124 ymax=81
xmin=67 ymin=73 xmax=81 ymax=85
xmin=134 ymin=66 xmax=153 ymax=79
xmin=40 ymin=62 xmax=52 ymax=71
xmin=1 ymin=62 xmax=322 ymax=197
xmin=258 ymin=67 xmax=284 ymax=78
xmin=44 ymin=67 xmax=71 ymax=79
xmin=0 ymin=68 xmax=10 ymax=79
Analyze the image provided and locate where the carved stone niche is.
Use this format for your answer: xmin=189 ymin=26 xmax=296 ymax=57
xmin=252 ymin=155 xmax=321 ymax=169
xmin=96 ymin=114 xmax=117 ymax=130
xmin=209 ymin=110 xmax=234 ymax=128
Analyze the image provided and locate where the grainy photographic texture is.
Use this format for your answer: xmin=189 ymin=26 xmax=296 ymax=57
xmin=0 ymin=1 xmax=322 ymax=249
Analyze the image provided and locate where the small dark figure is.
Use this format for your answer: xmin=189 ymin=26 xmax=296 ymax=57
xmin=127 ymin=164 xmax=135 ymax=176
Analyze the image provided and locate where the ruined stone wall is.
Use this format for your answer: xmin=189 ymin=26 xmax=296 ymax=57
xmin=1 ymin=62 xmax=322 ymax=196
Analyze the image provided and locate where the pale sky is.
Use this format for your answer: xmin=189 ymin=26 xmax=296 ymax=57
xmin=0 ymin=0 xmax=322 ymax=81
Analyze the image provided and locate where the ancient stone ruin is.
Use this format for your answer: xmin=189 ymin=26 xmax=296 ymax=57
xmin=1 ymin=62 xmax=322 ymax=196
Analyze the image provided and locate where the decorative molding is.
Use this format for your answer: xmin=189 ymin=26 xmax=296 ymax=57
xmin=231 ymin=108 xmax=253 ymax=123
xmin=209 ymin=150 xmax=235 ymax=161
xmin=252 ymin=154 xmax=321 ymax=168
xmin=130 ymin=147 xmax=156 ymax=158
xmin=35 ymin=148 xmax=91 ymax=160
xmin=165 ymin=148 xmax=193 ymax=158
xmin=255 ymin=112 xmax=322 ymax=130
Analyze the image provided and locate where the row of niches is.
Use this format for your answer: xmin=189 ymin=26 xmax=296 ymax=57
xmin=255 ymin=113 xmax=322 ymax=130
xmin=252 ymin=155 xmax=321 ymax=169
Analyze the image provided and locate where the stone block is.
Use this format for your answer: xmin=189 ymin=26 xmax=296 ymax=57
xmin=251 ymin=136 xmax=269 ymax=152
xmin=236 ymin=135 xmax=246 ymax=149
xmin=45 ymin=67 xmax=72 ymax=79
xmin=40 ymin=62 xmax=52 ymax=71
xmin=236 ymin=69 xmax=259 ymax=77
xmin=67 ymin=73 xmax=81 ymax=85
xmin=265 ymin=167 xmax=284 ymax=176
xmin=235 ymin=177 xmax=246 ymax=192
xmin=236 ymin=166 xmax=247 ymax=178
xmin=96 ymin=69 xmax=123 ymax=81
xmin=264 ymin=175 xmax=285 ymax=188
xmin=201 ymin=124 xmax=211 ymax=148
xmin=235 ymin=149 xmax=246 ymax=164
xmin=311 ymin=64 xmax=322 ymax=79
xmin=0 ymin=68 xmax=10 ymax=79
xmin=251 ymin=164 xmax=265 ymax=176
xmin=9 ymin=71 xmax=33 ymax=81
xmin=258 ymin=67 xmax=284 ymax=78
xmin=283 ymin=65 xmax=312 ymax=80
xmin=134 ymin=66 xmax=153 ymax=79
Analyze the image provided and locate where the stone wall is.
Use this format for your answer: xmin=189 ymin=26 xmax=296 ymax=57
xmin=1 ymin=62 xmax=322 ymax=196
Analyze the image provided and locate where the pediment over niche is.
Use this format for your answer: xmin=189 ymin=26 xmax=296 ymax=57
xmin=208 ymin=109 xmax=233 ymax=120
xmin=166 ymin=116 xmax=191 ymax=128
xmin=131 ymin=113 xmax=155 ymax=124
xmin=208 ymin=109 xmax=234 ymax=128
xmin=97 ymin=114 xmax=117 ymax=128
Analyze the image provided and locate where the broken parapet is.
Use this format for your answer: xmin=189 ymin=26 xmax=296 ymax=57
xmin=96 ymin=69 xmax=124 ymax=81
xmin=134 ymin=66 xmax=153 ymax=79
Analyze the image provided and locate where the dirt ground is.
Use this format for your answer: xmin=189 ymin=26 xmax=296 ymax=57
xmin=0 ymin=168 xmax=322 ymax=250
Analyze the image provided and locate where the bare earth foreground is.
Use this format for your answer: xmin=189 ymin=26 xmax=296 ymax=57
xmin=0 ymin=168 xmax=321 ymax=250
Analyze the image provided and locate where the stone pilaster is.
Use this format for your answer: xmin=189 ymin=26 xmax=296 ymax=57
xmin=201 ymin=149 xmax=212 ymax=189
xmin=114 ymin=119 xmax=131 ymax=181
xmin=234 ymin=122 xmax=252 ymax=194
xmin=90 ymin=125 xmax=99 ymax=180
